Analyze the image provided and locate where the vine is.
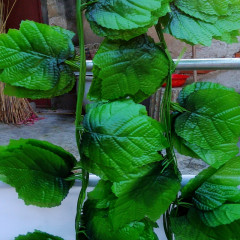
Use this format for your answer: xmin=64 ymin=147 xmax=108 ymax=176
xmin=75 ymin=1 xmax=89 ymax=239
xmin=0 ymin=0 xmax=240 ymax=239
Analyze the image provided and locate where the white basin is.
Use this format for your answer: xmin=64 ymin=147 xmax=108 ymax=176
xmin=0 ymin=175 xmax=194 ymax=239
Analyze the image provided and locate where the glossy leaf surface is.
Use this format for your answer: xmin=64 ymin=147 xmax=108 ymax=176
xmin=86 ymin=0 xmax=171 ymax=40
xmin=80 ymin=180 xmax=158 ymax=240
xmin=0 ymin=139 xmax=76 ymax=207
xmin=80 ymin=100 xmax=168 ymax=182
xmin=0 ymin=20 xmax=76 ymax=98
xmin=88 ymin=35 xmax=169 ymax=103
xmin=162 ymin=2 xmax=240 ymax=46
xmin=110 ymin=164 xmax=180 ymax=229
xmin=181 ymin=157 xmax=240 ymax=227
xmin=173 ymin=82 xmax=240 ymax=168
xmin=15 ymin=230 xmax=64 ymax=240
xmin=171 ymin=207 xmax=240 ymax=240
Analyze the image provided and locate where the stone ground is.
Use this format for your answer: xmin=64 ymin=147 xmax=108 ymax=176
xmin=0 ymin=112 xmax=79 ymax=160
xmin=0 ymin=111 xmax=217 ymax=175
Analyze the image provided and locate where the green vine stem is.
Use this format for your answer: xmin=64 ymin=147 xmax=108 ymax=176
xmin=75 ymin=0 xmax=89 ymax=239
xmin=154 ymin=21 xmax=176 ymax=167
xmin=155 ymin=20 xmax=179 ymax=240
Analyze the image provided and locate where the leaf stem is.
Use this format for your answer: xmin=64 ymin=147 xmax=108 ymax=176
xmin=155 ymin=20 xmax=176 ymax=166
xmin=75 ymin=1 xmax=89 ymax=239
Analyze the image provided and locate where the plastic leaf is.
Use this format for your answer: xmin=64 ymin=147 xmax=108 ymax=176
xmin=80 ymin=181 xmax=158 ymax=240
xmin=162 ymin=3 xmax=240 ymax=46
xmin=80 ymin=100 xmax=168 ymax=182
xmin=0 ymin=139 xmax=77 ymax=207
xmin=0 ymin=20 xmax=76 ymax=99
xmin=15 ymin=230 xmax=64 ymax=240
xmin=181 ymin=157 xmax=240 ymax=227
xmin=88 ymin=35 xmax=170 ymax=103
xmin=86 ymin=0 xmax=172 ymax=40
xmin=173 ymin=82 xmax=240 ymax=168
xmin=171 ymin=207 xmax=240 ymax=240
xmin=109 ymin=163 xmax=180 ymax=229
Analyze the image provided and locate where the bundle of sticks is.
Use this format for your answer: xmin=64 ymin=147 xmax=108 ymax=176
xmin=0 ymin=0 xmax=38 ymax=124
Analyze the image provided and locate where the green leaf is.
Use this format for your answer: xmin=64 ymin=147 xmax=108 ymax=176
xmin=4 ymin=65 xmax=76 ymax=99
xmin=0 ymin=20 xmax=76 ymax=99
xmin=162 ymin=3 xmax=240 ymax=46
xmin=86 ymin=0 xmax=171 ymax=40
xmin=193 ymin=157 xmax=240 ymax=210
xmin=88 ymin=180 xmax=117 ymax=209
xmin=0 ymin=139 xmax=77 ymax=207
xmin=81 ymin=197 xmax=158 ymax=240
xmin=199 ymin=204 xmax=240 ymax=227
xmin=173 ymin=82 xmax=240 ymax=168
xmin=88 ymin=35 xmax=170 ymax=103
xmin=181 ymin=157 xmax=240 ymax=227
xmin=175 ymin=0 xmax=237 ymax=22
xmin=80 ymin=100 xmax=168 ymax=182
xmin=109 ymin=163 xmax=180 ymax=229
xmin=172 ymin=132 xmax=200 ymax=159
xmin=171 ymin=207 xmax=240 ymax=240
xmin=15 ymin=230 xmax=64 ymax=240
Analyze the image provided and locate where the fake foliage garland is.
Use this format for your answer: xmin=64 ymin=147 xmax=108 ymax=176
xmin=0 ymin=0 xmax=240 ymax=239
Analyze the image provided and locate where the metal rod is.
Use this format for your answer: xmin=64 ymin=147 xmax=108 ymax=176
xmin=80 ymin=58 xmax=240 ymax=76
xmin=0 ymin=175 xmax=195 ymax=188
xmin=175 ymin=58 xmax=240 ymax=70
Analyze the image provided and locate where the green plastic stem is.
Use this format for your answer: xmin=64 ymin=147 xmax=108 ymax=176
xmin=75 ymin=0 xmax=89 ymax=239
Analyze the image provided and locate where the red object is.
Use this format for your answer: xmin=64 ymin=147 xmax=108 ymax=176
xmin=28 ymin=99 xmax=52 ymax=108
xmin=162 ymin=74 xmax=190 ymax=88
xmin=4 ymin=0 xmax=43 ymax=30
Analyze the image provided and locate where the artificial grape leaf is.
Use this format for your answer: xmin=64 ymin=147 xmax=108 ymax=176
xmin=109 ymin=163 xmax=180 ymax=229
xmin=15 ymin=230 xmax=64 ymax=240
xmin=180 ymin=157 xmax=240 ymax=227
xmin=173 ymin=82 xmax=240 ymax=168
xmin=88 ymin=35 xmax=170 ymax=103
xmin=171 ymin=207 xmax=240 ymax=240
xmin=199 ymin=204 xmax=240 ymax=227
xmin=0 ymin=20 xmax=76 ymax=99
xmin=174 ymin=0 xmax=236 ymax=22
xmin=162 ymin=3 xmax=240 ymax=46
xmin=172 ymin=132 xmax=199 ymax=159
xmin=86 ymin=0 xmax=171 ymax=40
xmin=80 ymin=100 xmax=168 ymax=182
xmin=0 ymin=139 xmax=77 ymax=207
xmin=80 ymin=198 xmax=158 ymax=240
xmin=88 ymin=180 xmax=117 ymax=209
xmin=4 ymin=65 xmax=75 ymax=99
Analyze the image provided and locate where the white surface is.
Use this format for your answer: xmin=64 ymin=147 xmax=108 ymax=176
xmin=0 ymin=185 xmax=168 ymax=240
xmin=1 ymin=175 xmax=196 ymax=240
xmin=0 ymin=186 xmax=80 ymax=240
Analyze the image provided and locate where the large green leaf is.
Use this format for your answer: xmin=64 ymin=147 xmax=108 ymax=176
xmin=80 ymin=100 xmax=168 ymax=182
xmin=15 ymin=230 xmax=64 ymax=240
xmin=173 ymin=82 xmax=240 ymax=168
xmin=88 ymin=35 xmax=170 ymax=103
xmin=0 ymin=139 xmax=76 ymax=207
xmin=171 ymin=207 xmax=240 ymax=240
xmin=181 ymin=157 xmax=240 ymax=227
xmin=81 ymin=183 xmax=158 ymax=240
xmin=175 ymin=0 xmax=237 ymax=22
xmin=199 ymin=204 xmax=240 ymax=227
xmin=0 ymin=20 xmax=76 ymax=98
xmin=162 ymin=3 xmax=240 ymax=46
xmin=110 ymin=163 xmax=180 ymax=229
xmin=86 ymin=0 xmax=171 ymax=40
